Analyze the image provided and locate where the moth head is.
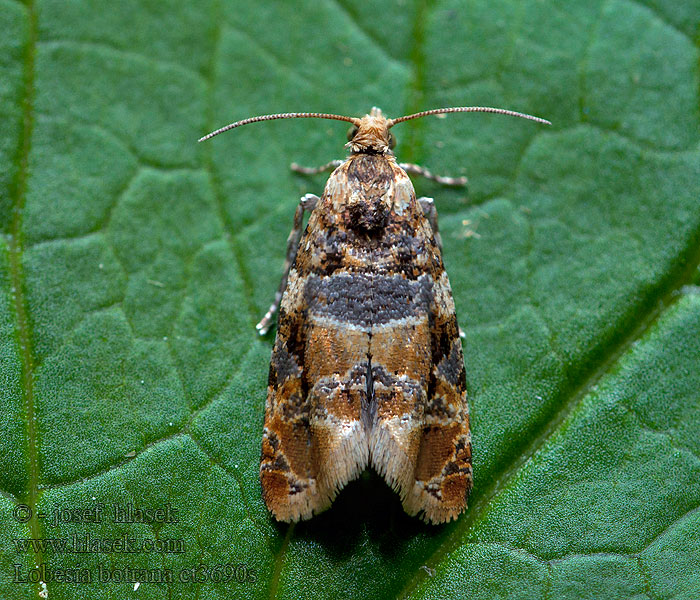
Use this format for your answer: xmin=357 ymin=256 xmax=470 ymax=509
xmin=345 ymin=107 xmax=396 ymax=155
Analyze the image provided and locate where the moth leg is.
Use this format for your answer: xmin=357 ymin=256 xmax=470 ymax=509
xmin=400 ymin=162 xmax=467 ymax=187
xmin=290 ymin=159 xmax=344 ymax=176
xmin=256 ymin=193 xmax=319 ymax=336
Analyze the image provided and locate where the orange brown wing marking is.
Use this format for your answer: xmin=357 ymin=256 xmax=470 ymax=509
xmin=304 ymin=313 xmax=370 ymax=506
xmin=368 ymin=313 xmax=432 ymax=501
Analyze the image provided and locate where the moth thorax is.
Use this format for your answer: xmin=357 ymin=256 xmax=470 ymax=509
xmin=345 ymin=191 xmax=391 ymax=232
xmin=342 ymin=155 xmax=394 ymax=232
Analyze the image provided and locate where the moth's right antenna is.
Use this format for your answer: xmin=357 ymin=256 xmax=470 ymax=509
xmin=389 ymin=106 xmax=551 ymax=126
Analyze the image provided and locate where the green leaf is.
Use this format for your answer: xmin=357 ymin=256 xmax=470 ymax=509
xmin=1 ymin=0 xmax=699 ymax=598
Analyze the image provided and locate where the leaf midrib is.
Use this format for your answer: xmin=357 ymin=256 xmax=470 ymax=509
xmin=8 ymin=0 xmax=40 ymax=597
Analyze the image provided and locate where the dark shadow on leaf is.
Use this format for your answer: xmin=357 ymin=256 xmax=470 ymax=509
xmin=290 ymin=470 xmax=451 ymax=561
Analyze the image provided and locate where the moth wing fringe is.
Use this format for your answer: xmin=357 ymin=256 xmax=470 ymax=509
xmin=369 ymin=423 xmax=417 ymax=498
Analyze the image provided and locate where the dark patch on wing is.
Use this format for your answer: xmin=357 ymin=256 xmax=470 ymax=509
xmin=437 ymin=339 xmax=465 ymax=387
xmin=304 ymin=273 xmax=433 ymax=327
xmin=272 ymin=342 xmax=302 ymax=385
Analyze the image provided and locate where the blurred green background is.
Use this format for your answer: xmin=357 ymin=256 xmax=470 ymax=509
xmin=1 ymin=0 xmax=699 ymax=598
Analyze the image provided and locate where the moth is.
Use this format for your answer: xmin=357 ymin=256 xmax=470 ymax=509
xmin=200 ymin=106 xmax=549 ymax=523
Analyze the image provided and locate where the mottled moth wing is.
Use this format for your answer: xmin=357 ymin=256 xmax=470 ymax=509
xmin=366 ymin=165 xmax=472 ymax=524
xmin=400 ymin=269 xmax=472 ymax=523
xmin=260 ymin=153 xmax=471 ymax=524
xmin=260 ymin=197 xmax=370 ymax=522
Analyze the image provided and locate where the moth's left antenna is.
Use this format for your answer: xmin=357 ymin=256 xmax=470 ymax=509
xmin=199 ymin=112 xmax=360 ymax=142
